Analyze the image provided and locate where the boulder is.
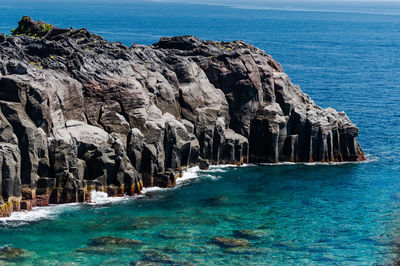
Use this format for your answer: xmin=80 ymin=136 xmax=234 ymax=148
xmin=199 ymin=159 xmax=209 ymax=170
xmin=0 ymin=143 xmax=22 ymax=215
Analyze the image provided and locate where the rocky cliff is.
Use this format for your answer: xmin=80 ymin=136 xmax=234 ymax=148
xmin=0 ymin=17 xmax=364 ymax=217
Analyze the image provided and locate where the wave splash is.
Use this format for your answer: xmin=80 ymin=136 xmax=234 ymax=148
xmin=0 ymin=203 xmax=79 ymax=227
xmin=88 ymin=191 xmax=129 ymax=205
xmin=0 ymin=192 xmax=130 ymax=226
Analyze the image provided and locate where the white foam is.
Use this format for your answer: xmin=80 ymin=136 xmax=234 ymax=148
xmin=259 ymin=162 xmax=297 ymax=166
xmin=364 ymin=154 xmax=379 ymax=163
xmin=204 ymin=168 xmax=227 ymax=173
xmin=203 ymin=173 xmax=222 ymax=181
xmin=259 ymin=157 xmax=375 ymax=166
xmin=0 ymin=203 xmax=80 ymax=226
xmin=176 ymin=166 xmax=200 ymax=185
xmin=141 ymin=186 xmax=168 ymax=193
xmin=139 ymin=166 xmax=202 ymax=193
xmin=140 ymin=165 xmax=226 ymax=191
xmin=0 ymin=191 xmax=130 ymax=226
xmin=87 ymin=191 xmax=129 ymax=205
xmin=209 ymin=164 xmax=237 ymax=169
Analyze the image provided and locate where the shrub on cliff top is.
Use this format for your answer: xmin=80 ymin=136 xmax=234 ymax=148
xmin=11 ymin=16 xmax=54 ymax=38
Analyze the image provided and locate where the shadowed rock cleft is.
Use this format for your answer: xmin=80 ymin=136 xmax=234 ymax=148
xmin=0 ymin=17 xmax=365 ymax=217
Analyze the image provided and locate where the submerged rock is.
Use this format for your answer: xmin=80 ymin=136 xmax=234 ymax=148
xmin=76 ymin=246 xmax=118 ymax=255
xmin=224 ymin=247 xmax=268 ymax=255
xmin=131 ymin=251 xmax=195 ymax=266
xmin=141 ymin=252 xmax=175 ymax=264
xmin=88 ymin=236 xmax=143 ymax=247
xmin=132 ymin=262 xmax=194 ymax=266
xmin=200 ymin=196 xmax=228 ymax=207
xmin=128 ymin=216 xmax=164 ymax=230
xmin=158 ymin=246 xmax=181 ymax=254
xmin=211 ymin=237 xmax=250 ymax=248
xmin=130 ymin=246 xmax=196 ymax=266
xmin=131 ymin=262 xmax=160 ymax=266
xmin=0 ymin=246 xmax=27 ymax=261
xmin=158 ymin=230 xmax=194 ymax=240
xmin=0 ymin=16 xmax=365 ymax=216
xmin=78 ymin=236 xmax=143 ymax=254
xmin=232 ymin=229 xmax=268 ymax=239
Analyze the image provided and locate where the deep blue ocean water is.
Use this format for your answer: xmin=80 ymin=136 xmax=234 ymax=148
xmin=1 ymin=1 xmax=400 ymax=264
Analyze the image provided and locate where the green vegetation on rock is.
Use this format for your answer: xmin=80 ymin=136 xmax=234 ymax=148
xmin=11 ymin=16 xmax=53 ymax=38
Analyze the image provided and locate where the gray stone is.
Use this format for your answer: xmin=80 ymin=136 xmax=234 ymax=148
xmin=199 ymin=159 xmax=209 ymax=170
xmin=0 ymin=144 xmax=22 ymax=201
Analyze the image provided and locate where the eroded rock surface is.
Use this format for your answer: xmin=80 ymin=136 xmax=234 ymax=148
xmin=0 ymin=17 xmax=364 ymax=216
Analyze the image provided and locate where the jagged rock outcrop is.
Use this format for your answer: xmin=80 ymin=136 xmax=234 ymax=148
xmin=0 ymin=17 xmax=365 ymax=216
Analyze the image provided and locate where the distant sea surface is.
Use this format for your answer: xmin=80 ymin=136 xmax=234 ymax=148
xmin=1 ymin=1 xmax=400 ymax=264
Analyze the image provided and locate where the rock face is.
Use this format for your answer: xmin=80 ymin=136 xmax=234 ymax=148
xmin=0 ymin=17 xmax=365 ymax=216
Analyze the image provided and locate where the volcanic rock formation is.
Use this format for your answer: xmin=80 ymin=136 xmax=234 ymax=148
xmin=0 ymin=17 xmax=364 ymax=216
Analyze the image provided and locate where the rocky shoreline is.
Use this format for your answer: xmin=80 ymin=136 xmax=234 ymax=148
xmin=0 ymin=17 xmax=364 ymax=217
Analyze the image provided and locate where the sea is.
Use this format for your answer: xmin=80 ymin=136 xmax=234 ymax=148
xmin=0 ymin=0 xmax=400 ymax=264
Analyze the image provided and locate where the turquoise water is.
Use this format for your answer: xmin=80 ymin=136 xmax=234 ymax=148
xmin=2 ymin=163 xmax=400 ymax=265
xmin=1 ymin=1 xmax=400 ymax=264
